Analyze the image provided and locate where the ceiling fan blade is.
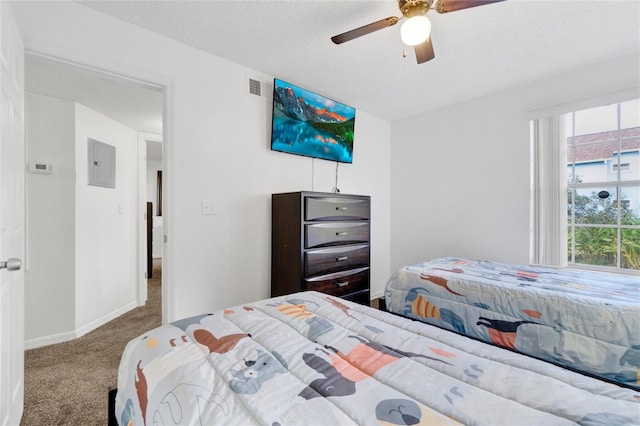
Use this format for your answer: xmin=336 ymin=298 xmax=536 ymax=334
xmin=435 ymin=0 xmax=506 ymax=13
xmin=415 ymin=38 xmax=435 ymax=64
xmin=331 ymin=16 xmax=399 ymax=44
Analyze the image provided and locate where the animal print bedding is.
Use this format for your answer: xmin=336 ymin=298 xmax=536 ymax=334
xmin=115 ymin=291 xmax=639 ymax=425
xmin=385 ymin=257 xmax=640 ymax=390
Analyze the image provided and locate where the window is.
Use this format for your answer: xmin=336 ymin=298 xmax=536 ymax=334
xmin=531 ymin=98 xmax=640 ymax=272
xmin=611 ymin=162 xmax=631 ymax=173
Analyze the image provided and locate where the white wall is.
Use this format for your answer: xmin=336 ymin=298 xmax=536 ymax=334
xmin=25 ymin=93 xmax=76 ymax=346
xmin=390 ymin=53 xmax=640 ymax=272
xmin=13 ymin=2 xmax=392 ymax=322
xmin=74 ymin=103 xmax=138 ymax=334
xmin=25 ymin=94 xmax=139 ymax=347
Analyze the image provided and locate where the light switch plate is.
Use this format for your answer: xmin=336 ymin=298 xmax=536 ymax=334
xmin=201 ymin=200 xmax=217 ymax=215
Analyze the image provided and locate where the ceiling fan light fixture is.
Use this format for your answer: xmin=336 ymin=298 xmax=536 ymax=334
xmin=400 ymin=15 xmax=431 ymax=46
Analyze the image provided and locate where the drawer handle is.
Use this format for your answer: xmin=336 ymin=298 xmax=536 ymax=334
xmin=336 ymin=256 xmax=349 ymax=262
xmin=335 ymin=206 xmax=348 ymax=211
xmin=335 ymin=232 xmax=348 ymax=236
xmin=336 ymin=281 xmax=349 ymax=288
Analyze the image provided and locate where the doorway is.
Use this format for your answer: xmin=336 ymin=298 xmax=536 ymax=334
xmin=142 ymin=133 xmax=164 ymax=301
xmin=24 ymin=51 xmax=165 ymax=348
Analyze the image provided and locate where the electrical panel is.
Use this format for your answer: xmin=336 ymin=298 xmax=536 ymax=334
xmin=88 ymin=138 xmax=116 ymax=189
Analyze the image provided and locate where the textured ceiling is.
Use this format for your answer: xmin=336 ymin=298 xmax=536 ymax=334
xmin=23 ymin=1 xmax=640 ymax=136
xmin=76 ymin=0 xmax=640 ymax=120
xmin=25 ymin=52 xmax=164 ymax=136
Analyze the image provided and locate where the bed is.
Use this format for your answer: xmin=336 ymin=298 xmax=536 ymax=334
xmin=113 ymin=290 xmax=639 ymax=425
xmin=384 ymin=257 xmax=640 ymax=391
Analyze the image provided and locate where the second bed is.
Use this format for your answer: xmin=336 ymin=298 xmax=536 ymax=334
xmin=384 ymin=257 xmax=640 ymax=390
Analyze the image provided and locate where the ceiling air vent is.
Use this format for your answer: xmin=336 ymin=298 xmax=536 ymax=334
xmin=248 ymin=78 xmax=261 ymax=96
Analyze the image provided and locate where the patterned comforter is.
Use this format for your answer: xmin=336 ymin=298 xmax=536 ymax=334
xmin=115 ymin=290 xmax=639 ymax=425
xmin=385 ymin=257 xmax=640 ymax=391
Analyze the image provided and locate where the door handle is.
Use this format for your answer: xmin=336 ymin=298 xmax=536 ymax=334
xmin=0 ymin=258 xmax=22 ymax=271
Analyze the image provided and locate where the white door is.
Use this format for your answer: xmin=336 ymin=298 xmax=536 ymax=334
xmin=0 ymin=2 xmax=25 ymax=425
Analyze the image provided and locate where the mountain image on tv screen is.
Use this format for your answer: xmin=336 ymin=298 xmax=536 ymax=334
xmin=270 ymin=78 xmax=356 ymax=164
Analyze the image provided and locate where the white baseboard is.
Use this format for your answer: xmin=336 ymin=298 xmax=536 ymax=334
xmin=24 ymin=301 xmax=137 ymax=350
xmin=75 ymin=301 xmax=138 ymax=338
xmin=25 ymin=331 xmax=78 ymax=350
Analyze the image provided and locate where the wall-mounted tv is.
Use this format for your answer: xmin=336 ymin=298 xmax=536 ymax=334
xmin=270 ymin=78 xmax=356 ymax=164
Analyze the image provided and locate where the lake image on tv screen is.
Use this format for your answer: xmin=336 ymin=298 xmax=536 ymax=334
xmin=271 ymin=79 xmax=355 ymax=163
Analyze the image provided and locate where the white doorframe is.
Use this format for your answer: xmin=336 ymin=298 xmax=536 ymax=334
xmin=137 ymin=131 xmax=162 ymax=306
xmin=161 ymin=85 xmax=172 ymax=324
xmin=137 ymin=132 xmax=148 ymax=306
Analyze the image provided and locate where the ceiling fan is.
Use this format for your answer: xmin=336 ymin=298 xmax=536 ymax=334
xmin=331 ymin=0 xmax=506 ymax=64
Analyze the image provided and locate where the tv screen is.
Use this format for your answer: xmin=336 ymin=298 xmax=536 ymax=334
xmin=270 ymin=78 xmax=356 ymax=164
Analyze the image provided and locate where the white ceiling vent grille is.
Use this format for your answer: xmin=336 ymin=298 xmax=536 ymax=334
xmin=248 ymin=78 xmax=262 ymax=97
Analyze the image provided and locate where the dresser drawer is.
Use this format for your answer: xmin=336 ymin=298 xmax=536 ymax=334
xmin=305 ymin=222 xmax=369 ymax=248
xmin=305 ymin=244 xmax=369 ymax=276
xmin=305 ymin=268 xmax=369 ymax=298
xmin=305 ymin=196 xmax=370 ymax=221
xmin=272 ymin=191 xmax=371 ymax=306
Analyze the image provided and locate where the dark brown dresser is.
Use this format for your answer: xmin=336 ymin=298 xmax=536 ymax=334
xmin=271 ymin=191 xmax=370 ymax=305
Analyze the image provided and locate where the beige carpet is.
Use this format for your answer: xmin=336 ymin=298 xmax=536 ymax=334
xmin=21 ymin=259 xmax=162 ymax=426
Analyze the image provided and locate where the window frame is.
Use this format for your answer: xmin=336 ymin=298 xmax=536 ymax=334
xmin=531 ymin=96 xmax=640 ymax=274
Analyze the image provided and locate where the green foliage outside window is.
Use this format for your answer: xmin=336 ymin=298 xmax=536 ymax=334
xmin=569 ymin=192 xmax=640 ymax=270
